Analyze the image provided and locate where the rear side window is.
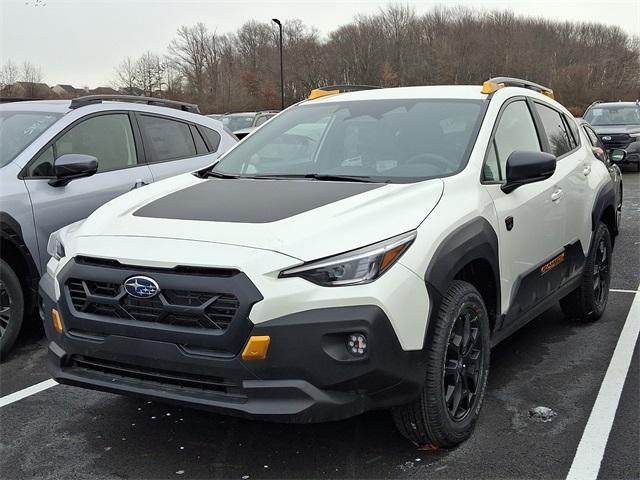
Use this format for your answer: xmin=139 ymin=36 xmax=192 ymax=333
xmin=201 ymin=127 xmax=221 ymax=152
xmin=564 ymin=114 xmax=580 ymax=148
xmin=488 ymin=100 xmax=541 ymax=180
xmin=583 ymin=125 xmax=603 ymax=149
xmin=138 ymin=115 xmax=197 ymax=162
xmin=534 ymin=103 xmax=575 ymax=158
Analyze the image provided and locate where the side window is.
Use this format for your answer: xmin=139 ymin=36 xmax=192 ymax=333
xmin=28 ymin=113 xmax=137 ymax=177
xmin=564 ymin=114 xmax=580 ymax=148
xmin=491 ymin=100 xmax=541 ymax=180
xmin=201 ymin=127 xmax=221 ymax=152
xmin=483 ymin=141 xmax=500 ymax=181
xmin=584 ymin=125 xmax=604 ymax=149
xmin=534 ymin=103 xmax=574 ymax=158
xmin=138 ymin=115 xmax=197 ymax=162
xmin=190 ymin=125 xmax=208 ymax=154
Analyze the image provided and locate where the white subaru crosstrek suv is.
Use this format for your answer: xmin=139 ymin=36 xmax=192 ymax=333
xmin=40 ymin=78 xmax=617 ymax=447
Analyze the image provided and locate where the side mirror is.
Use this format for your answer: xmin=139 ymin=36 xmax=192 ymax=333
xmin=48 ymin=154 xmax=98 ymax=187
xmin=610 ymin=149 xmax=626 ymax=163
xmin=502 ymin=151 xmax=556 ymax=194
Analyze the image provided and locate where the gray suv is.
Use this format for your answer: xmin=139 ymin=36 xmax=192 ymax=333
xmin=0 ymin=95 xmax=237 ymax=357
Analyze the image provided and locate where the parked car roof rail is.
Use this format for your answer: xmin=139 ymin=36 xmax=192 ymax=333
xmin=69 ymin=95 xmax=200 ymax=113
xmin=0 ymin=97 xmax=44 ymax=103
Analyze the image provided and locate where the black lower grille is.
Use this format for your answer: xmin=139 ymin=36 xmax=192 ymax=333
xmin=70 ymin=355 xmax=246 ymax=400
xmin=67 ymin=278 xmax=239 ymax=330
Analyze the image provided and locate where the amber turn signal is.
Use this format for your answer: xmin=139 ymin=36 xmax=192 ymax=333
xmin=241 ymin=335 xmax=271 ymax=360
xmin=52 ymin=308 xmax=64 ymax=333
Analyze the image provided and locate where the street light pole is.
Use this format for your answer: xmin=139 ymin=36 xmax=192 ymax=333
xmin=272 ymin=18 xmax=284 ymax=110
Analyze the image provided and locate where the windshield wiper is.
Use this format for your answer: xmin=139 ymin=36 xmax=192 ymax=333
xmin=251 ymin=173 xmax=376 ymax=183
xmin=204 ymin=170 xmax=240 ymax=179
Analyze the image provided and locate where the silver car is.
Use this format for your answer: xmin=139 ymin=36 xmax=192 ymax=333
xmin=0 ymin=95 xmax=237 ymax=357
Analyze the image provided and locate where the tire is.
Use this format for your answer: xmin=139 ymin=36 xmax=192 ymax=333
xmin=392 ymin=280 xmax=491 ymax=448
xmin=0 ymin=259 xmax=25 ymax=360
xmin=560 ymin=222 xmax=612 ymax=322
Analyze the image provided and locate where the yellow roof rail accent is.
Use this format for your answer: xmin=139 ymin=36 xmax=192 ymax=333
xmin=308 ymin=84 xmax=381 ymax=100
xmin=481 ymin=81 xmax=504 ymax=94
xmin=482 ymin=77 xmax=554 ymax=99
xmin=308 ymin=88 xmax=340 ymax=100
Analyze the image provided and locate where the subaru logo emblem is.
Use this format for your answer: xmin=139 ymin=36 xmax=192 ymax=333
xmin=124 ymin=276 xmax=160 ymax=299
xmin=602 ymin=136 xmax=612 ymax=141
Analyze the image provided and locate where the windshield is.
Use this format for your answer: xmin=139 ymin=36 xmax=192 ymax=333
xmin=222 ymin=115 xmax=256 ymax=131
xmin=212 ymin=99 xmax=484 ymax=183
xmin=0 ymin=110 xmax=62 ymax=168
xmin=584 ymin=105 xmax=640 ymax=126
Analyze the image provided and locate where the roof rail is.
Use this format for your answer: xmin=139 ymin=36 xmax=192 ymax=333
xmin=308 ymin=84 xmax=381 ymax=100
xmin=481 ymin=77 xmax=554 ymax=99
xmin=69 ymin=95 xmax=200 ymax=113
xmin=0 ymin=97 xmax=44 ymax=103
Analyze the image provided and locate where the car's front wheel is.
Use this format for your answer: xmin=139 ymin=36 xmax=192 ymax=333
xmin=392 ymin=280 xmax=490 ymax=448
xmin=560 ymin=222 xmax=612 ymax=322
xmin=0 ymin=259 xmax=24 ymax=360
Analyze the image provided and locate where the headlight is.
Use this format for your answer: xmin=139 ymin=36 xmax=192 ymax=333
xmin=46 ymin=219 xmax=84 ymax=261
xmin=279 ymin=231 xmax=416 ymax=286
xmin=630 ymin=133 xmax=640 ymax=138
xmin=47 ymin=231 xmax=65 ymax=261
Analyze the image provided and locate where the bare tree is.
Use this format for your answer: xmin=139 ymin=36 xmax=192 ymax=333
xmin=0 ymin=60 xmax=20 ymax=95
xmin=107 ymin=5 xmax=640 ymax=113
xmin=114 ymin=57 xmax=137 ymax=94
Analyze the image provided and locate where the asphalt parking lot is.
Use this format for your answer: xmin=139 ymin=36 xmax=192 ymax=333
xmin=1 ymin=170 xmax=638 ymax=480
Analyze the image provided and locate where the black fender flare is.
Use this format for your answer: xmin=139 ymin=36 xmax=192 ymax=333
xmin=591 ymin=181 xmax=617 ymax=235
xmin=0 ymin=212 xmax=40 ymax=308
xmin=423 ymin=217 xmax=500 ymax=345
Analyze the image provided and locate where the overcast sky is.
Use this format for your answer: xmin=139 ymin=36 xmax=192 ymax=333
xmin=1 ymin=0 xmax=639 ymax=88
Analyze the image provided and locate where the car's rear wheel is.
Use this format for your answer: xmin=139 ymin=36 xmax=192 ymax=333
xmin=0 ymin=259 xmax=24 ymax=360
xmin=560 ymin=222 xmax=612 ymax=322
xmin=392 ymin=280 xmax=490 ymax=448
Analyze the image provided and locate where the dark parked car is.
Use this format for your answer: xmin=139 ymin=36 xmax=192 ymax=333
xmin=583 ymin=101 xmax=640 ymax=171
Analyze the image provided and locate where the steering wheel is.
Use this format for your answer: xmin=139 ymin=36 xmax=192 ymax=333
xmin=406 ymin=153 xmax=452 ymax=171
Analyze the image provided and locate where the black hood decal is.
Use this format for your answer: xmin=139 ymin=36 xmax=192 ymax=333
xmin=134 ymin=179 xmax=384 ymax=223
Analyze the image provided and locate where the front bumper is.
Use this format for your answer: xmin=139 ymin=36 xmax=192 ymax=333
xmin=41 ymin=269 xmax=426 ymax=423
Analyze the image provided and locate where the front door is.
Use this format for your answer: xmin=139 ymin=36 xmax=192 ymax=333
xmin=482 ymin=99 xmax=568 ymax=328
xmin=23 ymin=112 xmax=153 ymax=270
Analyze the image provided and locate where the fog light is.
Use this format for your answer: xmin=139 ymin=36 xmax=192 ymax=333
xmin=52 ymin=308 xmax=64 ymax=333
xmin=347 ymin=333 xmax=367 ymax=357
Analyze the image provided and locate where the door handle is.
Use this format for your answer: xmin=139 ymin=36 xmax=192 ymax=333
xmin=583 ymin=165 xmax=592 ymax=176
xmin=131 ymin=179 xmax=149 ymax=190
xmin=551 ymin=189 xmax=563 ymax=202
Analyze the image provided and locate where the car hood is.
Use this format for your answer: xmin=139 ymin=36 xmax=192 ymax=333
xmin=76 ymin=173 xmax=444 ymax=262
xmin=591 ymin=124 xmax=640 ymax=135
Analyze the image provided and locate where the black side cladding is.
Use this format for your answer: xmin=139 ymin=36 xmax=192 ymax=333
xmin=133 ymin=179 xmax=384 ymax=224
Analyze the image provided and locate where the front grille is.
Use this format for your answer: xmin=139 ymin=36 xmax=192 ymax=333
xmin=67 ymin=278 xmax=239 ymax=330
xmin=69 ymin=355 xmax=246 ymax=400
xmin=600 ymin=133 xmax=632 ymax=150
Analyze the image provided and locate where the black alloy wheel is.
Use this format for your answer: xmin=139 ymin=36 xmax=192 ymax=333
xmin=443 ymin=303 xmax=484 ymax=422
xmin=0 ymin=280 xmax=10 ymax=338
xmin=593 ymin=237 xmax=609 ymax=309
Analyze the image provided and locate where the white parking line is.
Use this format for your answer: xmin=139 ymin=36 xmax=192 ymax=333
xmin=0 ymin=379 xmax=58 ymax=408
xmin=566 ymin=291 xmax=640 ymax=480
xmin=610 ymin=288 xmax=640 ymax=294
